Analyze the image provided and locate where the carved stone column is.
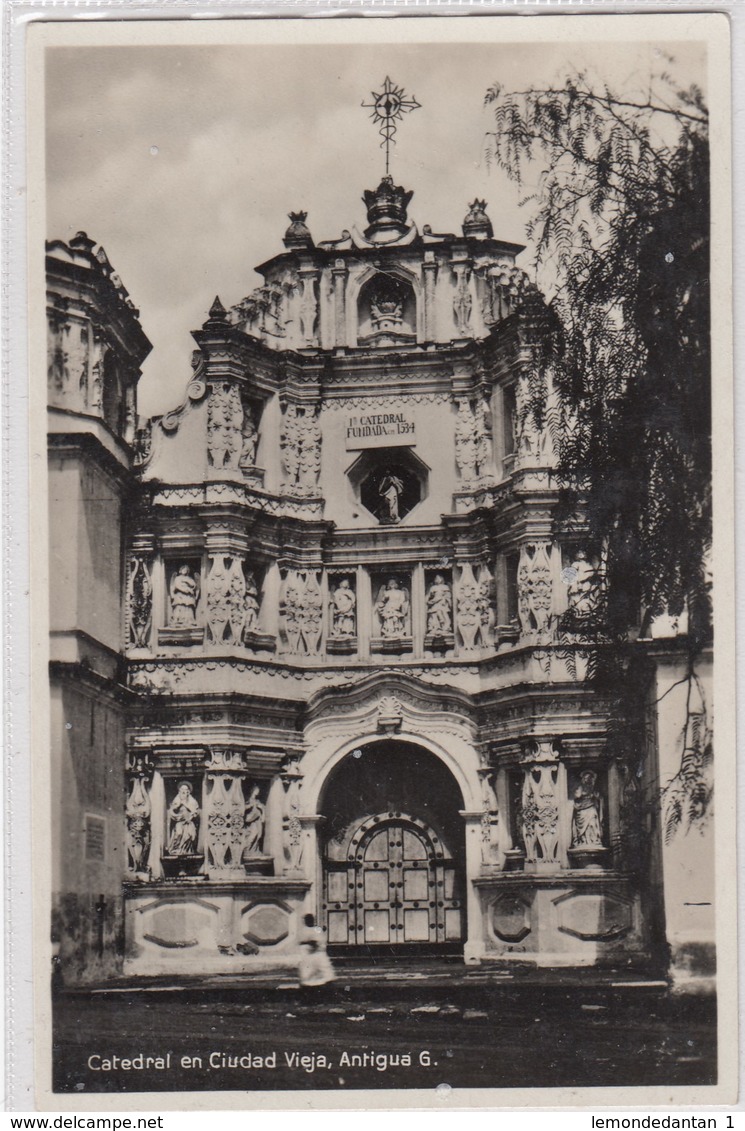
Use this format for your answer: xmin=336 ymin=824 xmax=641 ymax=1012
xmin=477 ymin=767 xmax=502 ymax=867
xmin=422 ymin=251 xmax=437 ymax=341
xmin=331 ymin=259 xmax=348 ymax=348
xmin=280 ymin=755 xmax=305 ymax=875
xmin=517 ymin=542 xmax=557 ymax=638
xmin=205 ymin=553 xmax=231 ymax=645
xmin=203 ymin=750 xmax=248 ymax=878
xmin=519 ymin=739 xmax=569 ymax=871
xmin=125 ymin=753 xmax=154 ymax=878
xmin=298 ymin=264 xmax=319 ymax=346
xmin=126 ymin=538 xmax=155 ymax=650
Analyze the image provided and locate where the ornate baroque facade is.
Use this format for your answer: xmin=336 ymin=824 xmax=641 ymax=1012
xmin=47 ymin=180 xmax=714 ymax=982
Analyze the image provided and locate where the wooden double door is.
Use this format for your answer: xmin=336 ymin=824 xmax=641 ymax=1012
xmin=323 ymin=812 xmax=463 ymax=952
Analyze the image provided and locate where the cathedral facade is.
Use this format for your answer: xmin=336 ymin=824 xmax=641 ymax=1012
xmin=46 ymin=176 xmax=714 ymax=983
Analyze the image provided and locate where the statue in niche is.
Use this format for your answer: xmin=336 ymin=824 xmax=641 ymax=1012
xmin=297 ymin=409 xmax=321 ymax=491
xmin=379 ymin=470 xmax=405 ymax=522
xmin=426 ymin=574 xmax=453 ymax=635
xmin=167 ymin=781 xmax=200 ymax=856
xmin=243 ymin=572 xmax=260 ymax=634
xmin=454 ymin=400 xmax=477 ymax=481
xmin=239 ymin=407 xmax=258 ymax=468
xmin=376 ymin=579 xmax=410 ymax=638
xmin=207 ymin=384 xmax=243 ymax=469
xmin=330 ymin=578 xmax=356 ymax=636
xmin=125 ymin=776 xmax=151 ymax=874
xmin=566 ymin=551 xmax=604 ymax=625
xmin=169 ymin=565 xmax=198 ymax=627
xmin=242 ymin=784 xmax=266 ymax=859
xmin=571 ymin=770 xmax=604 ymax=848
xmin=280 ymin=405 xmax=300 ymax=486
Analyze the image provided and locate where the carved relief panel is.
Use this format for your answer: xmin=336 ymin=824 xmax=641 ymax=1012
xmin=279 ymin=570 xmax=323 ymax=655
xmin=207 ymin=382 xmax=244 ymax=470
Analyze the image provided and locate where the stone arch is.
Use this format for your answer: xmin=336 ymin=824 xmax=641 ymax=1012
xmin=305 ymin=729 xmax=478 ymax=815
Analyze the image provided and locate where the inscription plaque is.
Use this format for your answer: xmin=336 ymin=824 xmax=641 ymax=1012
xmin=345 ymin=411 xmax=416 ymax=449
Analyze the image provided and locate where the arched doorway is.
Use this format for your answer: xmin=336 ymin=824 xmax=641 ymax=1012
xmin=318 ymin=740 xmax=466 ymax=956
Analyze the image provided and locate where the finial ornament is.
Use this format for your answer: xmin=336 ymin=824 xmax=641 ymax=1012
xmin=362 ymin=77 xmax=421 ymax=176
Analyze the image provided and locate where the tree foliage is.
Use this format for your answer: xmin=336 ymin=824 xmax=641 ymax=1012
xmin=485 ymin=69 xmax=711 ymax=646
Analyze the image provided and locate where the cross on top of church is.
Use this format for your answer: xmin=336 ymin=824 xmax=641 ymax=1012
xmin=362 ymin=77 xmax=421 ymax=176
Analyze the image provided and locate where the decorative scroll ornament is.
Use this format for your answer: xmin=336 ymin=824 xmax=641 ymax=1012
xmin=517 ymin=542 xmax=554 ymax=635
xmin=207 ymin=383 xmax=243 ymax=470
xmin=126 ymin=556 xmax=152 ymax=648
xmin=377 ymin=696 xmax=404 ymax=733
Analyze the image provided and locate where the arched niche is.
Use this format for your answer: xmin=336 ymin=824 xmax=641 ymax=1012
xmin=356 ymin=271 xmax=417 ymax=348
xmin=317 ymin=739 xmax=467 ymax=952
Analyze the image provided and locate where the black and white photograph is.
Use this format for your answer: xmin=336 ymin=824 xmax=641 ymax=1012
xmin=26 ymin=11 xmax=736 ymax=1108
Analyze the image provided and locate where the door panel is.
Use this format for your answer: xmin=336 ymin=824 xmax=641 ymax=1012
xmin=324 ymin=812 xmax=463 ymax=949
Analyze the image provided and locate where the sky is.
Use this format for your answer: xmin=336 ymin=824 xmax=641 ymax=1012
xmin=45 ymin=32 xmax=706 ymax=417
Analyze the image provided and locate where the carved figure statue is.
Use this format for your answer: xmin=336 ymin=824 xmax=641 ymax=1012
xmin=167 ymin=781 xmax=200 ymax=856
xmin=169 ymin=566 xmax=198 ymax=627
xmin=330 ymin=578 xmax=356 ymax=636
xmin=207 ymin=383 xmax=243 ymax=469
xmin=426 ymin=574 xmax=453 ymax=635
xmin=244 ymin=572 xmax=260 ymax=634
xmin=376 ymin=579 xmax=410 ymax=638
xmin=242 ymin=784 xmax=266 ymax=859
xmin=566 ymin=551 xmax=603 ymax=624
xmin=379 ymin=471 xmax=405 ymax=522
xmin=239 ymin=408 xmax=258 ymax=468
xmin=125 ymin=776 xmax=151 ymax=873
xmin=571 ymin=770 xmax=604 ymax=848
